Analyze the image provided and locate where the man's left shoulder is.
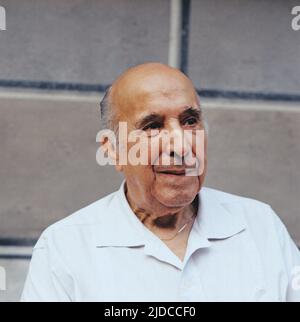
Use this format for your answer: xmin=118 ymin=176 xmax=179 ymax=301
xmin=201 ymin=187 xmax=289 ymax=245
xmin=202 ymin=186 xmax=270 ymax=206
xmin=201 ymin=186 xmax=278 ymax=224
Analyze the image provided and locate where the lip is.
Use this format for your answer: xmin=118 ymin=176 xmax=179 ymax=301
xmin=154 ymin=168 xmax=187 ymax=176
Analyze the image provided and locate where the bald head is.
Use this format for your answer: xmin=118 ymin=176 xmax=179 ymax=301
xmin=112 ymin=62 xmax=195 ymax=97
xmin=100 ymin=62 xmax=200 ymax=132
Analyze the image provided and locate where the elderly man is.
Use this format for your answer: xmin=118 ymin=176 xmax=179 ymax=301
xmin=22 ymin=63 xmax=300 ymax=302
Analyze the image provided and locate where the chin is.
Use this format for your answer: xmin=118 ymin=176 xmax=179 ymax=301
xmin=152 ymin=185 xmax=198 ymax=208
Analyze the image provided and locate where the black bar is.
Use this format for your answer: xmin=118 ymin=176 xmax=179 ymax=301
xmin=198 ymin=89 xmax=300 ymax=102
xmin=0 ymin=238 xmax=37 ymax=247
xmin=0 ymin=254 xmax=31 ymax=260
xmin=180 ymin=0 xmax=191 ymax=75
xmin=0 ymin=79 xmax=109 ymax=92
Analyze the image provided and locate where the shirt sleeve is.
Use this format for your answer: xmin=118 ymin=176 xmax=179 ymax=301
xmin=21 ymin=231 xmax=74 ymax=302
xmin=270 ymin=207 xmax=300 ymax=302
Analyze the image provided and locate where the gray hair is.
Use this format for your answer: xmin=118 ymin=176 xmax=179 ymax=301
xmin=99 ymin=86 xmax=119 ymax=134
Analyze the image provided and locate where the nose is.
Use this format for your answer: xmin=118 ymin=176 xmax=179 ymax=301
xmin=160 ymin=121 xmax=192 ymax=164
xmin=169 ymin=126 xmax=190 ymax=158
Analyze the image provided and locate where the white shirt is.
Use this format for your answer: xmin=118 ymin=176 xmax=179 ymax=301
xmin=21 ymin=181 xmax=300 ymax=302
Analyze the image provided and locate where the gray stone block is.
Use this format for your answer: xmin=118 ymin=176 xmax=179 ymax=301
xmin=0 ymin=92 xmax=123 ymax=239
xmin=190 ymin=0 xmax=300 ymax=93
xmin=0 ymin=0 xmax=169 ymax=83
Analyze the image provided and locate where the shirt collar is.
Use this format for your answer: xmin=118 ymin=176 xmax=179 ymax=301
xmin=95 ymin=180 xmax=148 ymax=247
xmin=95 ymin=180 xmax=247 ymax=247
xmin=195 ymin=188 xmax=246 ymax=239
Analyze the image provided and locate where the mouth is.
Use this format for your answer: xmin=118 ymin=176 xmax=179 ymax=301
xmin=154 ymin=168 xmax=187 ymax=176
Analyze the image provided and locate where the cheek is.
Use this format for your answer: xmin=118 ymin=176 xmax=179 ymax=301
xmin=192 ymin=132 xmax=207 ymax=171
xmin=148 ymin=137 xmax=161 ymax=165
xmin=192 ymin=131 xmax=206 ymax=154
xmin=123 ymin=164 xmax=155 ymax=187
xmin=122 ymin=138 xmax=157 ymax=183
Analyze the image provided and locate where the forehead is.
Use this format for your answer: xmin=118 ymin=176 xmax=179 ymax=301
xmin=119 ymin=87 xmax=199 ymax=124
xmin=111 ymin=67 xmax=198 ymax=122
xmin=144 ymin=90 xmax=197 ymax=113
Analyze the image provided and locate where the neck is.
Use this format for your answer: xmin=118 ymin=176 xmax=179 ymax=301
xmin=125 ymin=183 xmax=198 ymax=231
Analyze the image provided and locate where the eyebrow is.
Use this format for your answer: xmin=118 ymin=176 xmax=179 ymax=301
xmin=135 ymin=113 xmax=165 ymax=129
xmin=135 ymin=106 xmax=202 ymax=129
xmin=179 ymin=107 xmax=202 ymax=123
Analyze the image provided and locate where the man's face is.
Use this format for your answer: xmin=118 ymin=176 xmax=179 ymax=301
xmin=112 ymin=66 xmax=207 ymax=211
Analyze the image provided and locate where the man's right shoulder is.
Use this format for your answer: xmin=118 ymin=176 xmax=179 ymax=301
xmin=33 ymin=190 xmax=117 ymax=249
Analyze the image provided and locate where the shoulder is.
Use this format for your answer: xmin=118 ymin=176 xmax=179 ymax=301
xmin=34 ymin=190 xmax=117 ymax=250
xmin=201 ymin=186 xmax=283 ymax=233
xmin=202 ymin=186 xmax=269 ymax=207
xmin=202 ymin=186 xmax=272 ymax=211
xmin=201 ymin=187 xmax=300 ymax=263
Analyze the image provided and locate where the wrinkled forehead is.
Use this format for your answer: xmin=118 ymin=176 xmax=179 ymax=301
xmin=111 ymin=73 xmax=199 ymax=123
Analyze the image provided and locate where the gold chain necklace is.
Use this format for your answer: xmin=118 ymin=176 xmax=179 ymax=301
xmin=160 ymin=213 xmax=196 ymax=241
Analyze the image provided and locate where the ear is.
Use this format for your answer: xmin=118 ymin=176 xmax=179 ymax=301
xmin=97 ymin=129 xmax=116 ymax=163
xmin=101 ymin=135 xmax=124 ymax=172
xmin=102 ymin=135 xmax=116 ymax=158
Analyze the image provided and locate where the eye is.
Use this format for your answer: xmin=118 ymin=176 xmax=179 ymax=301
xmin=183 ymin=117 xmax=198 ymax=126
xmin=143 ymin=122 xmax=162 ymax=131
